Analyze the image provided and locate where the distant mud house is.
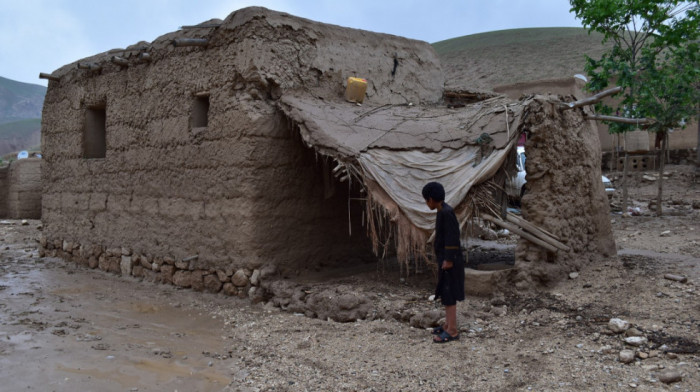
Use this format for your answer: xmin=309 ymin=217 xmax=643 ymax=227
xmin=41 ymin=7 xmax=613 ymax=294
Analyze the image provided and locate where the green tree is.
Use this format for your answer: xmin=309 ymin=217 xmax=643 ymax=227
xmin=637 ymin=41 xmax=700 ymax=214
xmin=569 ymin=0 xmax=699 ymax=215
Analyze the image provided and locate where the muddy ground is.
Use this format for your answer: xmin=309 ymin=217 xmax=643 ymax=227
xmin=1 ymin=165 xmax=698 ymax=392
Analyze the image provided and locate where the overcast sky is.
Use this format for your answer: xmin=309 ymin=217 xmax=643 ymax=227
xmin=0 ymin=0 xmax=583 ymax=86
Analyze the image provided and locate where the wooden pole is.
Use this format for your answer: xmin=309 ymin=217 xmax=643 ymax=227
xmin=502 ymin=213 xmax=570 ymax=252
xmin=39 ymin=73 xmax=60 ymax=82
xmin=138 ymin=52 xmax=152 ymax=62
xmin=77 ymin=62 xmax=102 ymax=71
xmin=172 ymin=38 xmax=208 ymax=47
xmin=563 ymin=86 xmax=622 ymax=110
xmin=482 ymin=214 xmax=559 ymax=253
xmin=585 ymin=114 xmax=654 ymax=125
xmin=110 ymin=56 xmax=129 ymax=67
xmin=656 ymin=131 xmax=666 ymax=216
xmin=506 ymin=213 xmax=561 ymax=241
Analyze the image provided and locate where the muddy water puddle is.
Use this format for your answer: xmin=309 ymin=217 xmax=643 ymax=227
xmin=0 ymin=252 xmax=238 ymax=392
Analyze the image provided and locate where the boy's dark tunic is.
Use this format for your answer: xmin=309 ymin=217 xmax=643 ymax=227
xmin=434 ymin=203 xmax=465 ymax=306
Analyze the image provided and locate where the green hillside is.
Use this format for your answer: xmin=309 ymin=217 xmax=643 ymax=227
xmin=0 ymin=76 xmax=46 ymax=124
xmin=432 ymin=27 xmax=612 ymax=91
xmin=0 ymin=118 xmax=41 ymax=138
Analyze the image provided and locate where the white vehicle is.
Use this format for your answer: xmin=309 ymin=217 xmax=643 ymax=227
xmin=506 ymin=146 xmax=527 ymax=200
xmin=602 ymin=175 xmax=615 ymax=199
xmin=506 ymin=146 xmax=615 ymax=201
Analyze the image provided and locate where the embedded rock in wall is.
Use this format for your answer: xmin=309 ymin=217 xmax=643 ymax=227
xmin=40 ymin=238 xmax=269 ymax=300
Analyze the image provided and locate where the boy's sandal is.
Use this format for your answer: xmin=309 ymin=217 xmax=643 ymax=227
xmin=433 ymin=330 xmax=460 ymax=343
xmin=431 ymin=326 xmax=445 ymax=335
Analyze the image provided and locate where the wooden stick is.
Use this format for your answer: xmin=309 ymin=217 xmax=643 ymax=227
xmin=585 ymin=114 xmax=654 ymax=125
xmin=39 ymin=73 xmax=60 ymax=82
xmin=194 ymin=91 xmax=210 ymax=98
xmin=172 ymin=38 xmax=208 ymax=47
xmin=663 ymin=274 xmax=688 ymax=283
xmin=181 ymin=24 xmax=221 ymax=29
xmin=110 ymin=56 xmax=129 ymax=67
xmin=482 ymin=214 xmax=559 ymax=253
xmin=507 ymin=212 xmax=561 ymax=241
xmin=563 ymin=86 xmax=622 ymax=110
xmin=77 ymin=62 xmax=102 ymax=71
xmin=505 ymin=213 xmax=570 ymax=251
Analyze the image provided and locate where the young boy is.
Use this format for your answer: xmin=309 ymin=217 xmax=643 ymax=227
xmin=422 ymin=182 xmax=465 ymax=343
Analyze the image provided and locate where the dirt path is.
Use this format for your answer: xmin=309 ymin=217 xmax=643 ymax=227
xmin=1 ymin=214 xmax=698 ymax=391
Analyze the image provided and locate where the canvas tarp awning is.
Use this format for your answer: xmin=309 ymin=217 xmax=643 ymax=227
xmin=279 ymin=94 xmax=521 ymax=157
xmin=357 ymin=145 xmax=513 ymax=232
xmin=278 ymin=93 xmax=526 ymax=257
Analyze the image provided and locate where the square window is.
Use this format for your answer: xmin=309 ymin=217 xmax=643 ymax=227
xmin=84 ymin=106 xmax=106 ymax=159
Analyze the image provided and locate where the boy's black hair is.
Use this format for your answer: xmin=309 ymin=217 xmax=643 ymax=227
xmin=422 ymin=182 xmax=445 ymax=202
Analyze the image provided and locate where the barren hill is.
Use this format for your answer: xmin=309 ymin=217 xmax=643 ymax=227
xmin=0 ymin=119 xmax=41 ymax=157
xmin=0 ymin=77 xmax=45 ymax=156
xmin=433 ymin=27 xmax=612 ymax=91
xmin=0 ymin=76 xmax=45 ymax=124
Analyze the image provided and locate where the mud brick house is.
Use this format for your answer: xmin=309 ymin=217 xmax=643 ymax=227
xmin=40 ymin=7 xmax=614 ymax=296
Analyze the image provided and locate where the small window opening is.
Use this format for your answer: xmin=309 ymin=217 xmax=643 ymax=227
xmin=84 ymin=106 xmax=106 ymax=159
xmin=191 ymin=95 xmax=210 ymax=128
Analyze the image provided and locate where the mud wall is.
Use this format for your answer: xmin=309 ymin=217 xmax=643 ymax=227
xmin=0 ymin=165 xmax=8 ymax=217
xmin=41 ymin=7 xmax=435 ymax=285
xmin=494 ymin=77 xmax=610 ymax=151
xmin=0 ymin=159 xmax=42 ymax=219
xmin=513 ymin=96 xmax=615 ymax=288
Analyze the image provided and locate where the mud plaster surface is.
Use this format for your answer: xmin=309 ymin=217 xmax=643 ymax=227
xmin=0 ymin=158 xmax=41 ymax=219
xmin=513 ymin=97 xmax=615 ymax=287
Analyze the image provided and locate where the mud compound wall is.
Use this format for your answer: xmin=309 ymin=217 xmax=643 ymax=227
xmin=0 ymin=165 xmax=8 ymax=217
xmin=40 ymin=7 xmax=401 ymax=295
xmin=0 ymin=159 xmax=42 ymax=219
xmin=512 ymin=96 xmax=615 ymax=288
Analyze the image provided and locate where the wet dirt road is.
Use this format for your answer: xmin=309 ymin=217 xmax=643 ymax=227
xmin=1 ymin=220 xmax=240 ymax=391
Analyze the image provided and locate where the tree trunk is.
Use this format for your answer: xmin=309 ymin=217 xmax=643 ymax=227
xmin=696 ymin=113 xmax=699 ymax=181
xmin=656 ymin=131 xmax=667 ymax=216
xmin=622 ymin=151 xmax=629 ymax=214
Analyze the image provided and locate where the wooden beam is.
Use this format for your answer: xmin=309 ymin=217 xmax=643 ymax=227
xmin=563 ymin=86 xmax=622 ymax=110
xmin=172 ymin=38 xmax=208 ymax=47
xmin=507 ymin=212 xmax=561 ymax=241
xmin=77 ymin=62 xmax=102 ymax=71
xmin=585 ymin=114 xmax=654 ymax=125
xmin=482 ymin=214 xmax=559 ymax=253
xmin=138 ymin=52 xmax=152 ymax=62
xmin=110 ymin=56 xmax=129 ymax=67
xmin=39 ymin=72 xmax=60 ymax=82
xmin=505 ymin=213 xmax=570 ymax=251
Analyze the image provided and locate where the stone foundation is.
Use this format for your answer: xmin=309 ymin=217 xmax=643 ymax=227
xmin=39 ymin=236 xmax=274 ymax=300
